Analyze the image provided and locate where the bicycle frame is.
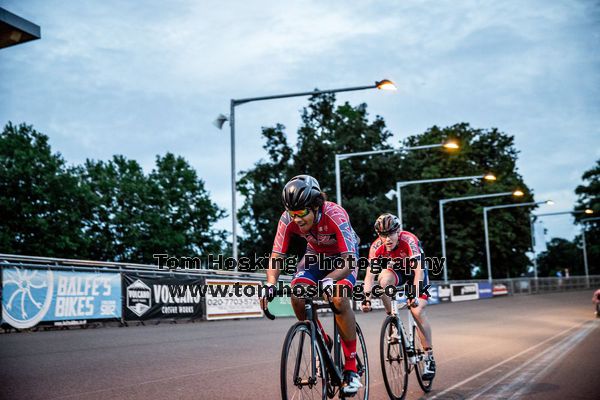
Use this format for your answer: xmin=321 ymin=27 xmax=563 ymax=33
xmin=289 ymin=298 xmax=366 ymax=395
xmin=304 ymin=299 xmax=345 ymax=388
xmin=389 ymin=297 xmax=425 ymax=370
xmin=266 ymin=294 xmax=368 ymax=399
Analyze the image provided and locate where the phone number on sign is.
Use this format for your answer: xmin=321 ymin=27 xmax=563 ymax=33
xmin=206 ymin=298 xmax=259 ymax=307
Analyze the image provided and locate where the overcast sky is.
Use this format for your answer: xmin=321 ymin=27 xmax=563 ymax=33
xmin=1 ymin=0 xmax=599 ymax=248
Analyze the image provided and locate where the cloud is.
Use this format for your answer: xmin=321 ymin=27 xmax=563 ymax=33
xmin=1 ymin=0 xmax=599 ymax=241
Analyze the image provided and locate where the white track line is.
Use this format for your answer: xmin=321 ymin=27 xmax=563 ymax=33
xmin=505 ymin=322 xmax=596 ymax=400
xmin=428 ymin=321 xmax=589 ymax=400
xmin=466 ymin=321 xmax=596 ymax=400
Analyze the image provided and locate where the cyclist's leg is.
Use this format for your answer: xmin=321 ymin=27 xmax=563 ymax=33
xmin=409 ymin=268 xmax=432 ymax=349
xmin=377 ymin=269 xmax=399 ymax=314
xmin=409 ymin=261 xmax=436 ymax=380
xmin=328 ymin=264 xmax=364 ymax=392
xmin=290 ymin=254 xmax=315 ymax=321
xmin=331 ymin=272 xmax=356 ymax=337
xmin=290 ymin=253 xmax=334 ymax=348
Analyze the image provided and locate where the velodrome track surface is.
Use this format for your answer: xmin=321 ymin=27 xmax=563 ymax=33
xmin=1 ymin=290 xmax=598 ymax=400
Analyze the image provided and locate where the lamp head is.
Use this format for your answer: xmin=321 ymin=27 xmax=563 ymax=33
xmin=483 ymin=173 xmax=496 ymax=181
xmin=513 ymin=190 xmax=524 ymax=197
xmin=213 ymin=114 xmax=229 ymax=130
xmin=443 ymin=141 xmax=459 ymax=150
xmin=375 ymin=79 xmax=397 ymax=90
xmin=385 ymin=189 xmax=396 ymax=201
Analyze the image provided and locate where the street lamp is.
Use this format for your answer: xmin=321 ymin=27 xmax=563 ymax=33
xmin=216 ymin=79 xmax=396 ymax=260
xmin=439 ymin=190 xmax=524 ymax=282
xmin=531 ymin=209 xmax=594 ymax=285
xmin=387 ymin=173 xmax=496 ymax=227
xmin=483 ymin=200 xmax=551 ymax=283
xmin=335 ymin=140 xmax=459 ymax=207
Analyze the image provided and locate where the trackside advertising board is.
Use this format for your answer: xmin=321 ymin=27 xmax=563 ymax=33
xmin=123 ymin=273 xmax=204 ymax=320
xmin=450 ymin=283 xmax=479 ymax=302
xmin=478 ymin=282 xmax=493 ymax=299
xmin=205 ymin=279 xmax=262 ymax=320
xmin=493 ymin=283 xmax=509 ymax=296
xmin=2 ymin=268 xmax=121 ymax=329
xmin=268 ymin=295 xmax=295 ymax=317
xmin=437 ymin=284 xmax=451 ymax=302
xmin=427 ymin=284 xmax=440 ymax=304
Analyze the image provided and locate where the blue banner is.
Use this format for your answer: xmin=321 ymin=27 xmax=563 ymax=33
xmin=427 ymin=284 xmax=440 ymax=305
xmin=2 ymin=268 xmax=121 ymax=329
xmin=478 ymin=282 xmax=493 ymax=299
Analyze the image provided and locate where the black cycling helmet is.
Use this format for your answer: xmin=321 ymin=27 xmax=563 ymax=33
xmin=282 ymin=175 xmax=322 ymax=210
xmin=374 ymin=213 xmax=401 ymax=235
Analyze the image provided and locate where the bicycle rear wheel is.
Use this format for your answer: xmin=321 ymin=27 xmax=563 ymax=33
xmin=413 ymin=324 xmax=434 ymax=392
xmin=281 ymin=321 xmax=327 ymax=400
xmin=380 ymin=316 xmax=408 ymax=400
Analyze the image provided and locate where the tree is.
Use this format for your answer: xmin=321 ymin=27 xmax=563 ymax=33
xmin=238 ymin=94 xmax=403 ymax=265
xmin=81 ymin=156 xmax=149 ymax=262
xmin=239 ymin=95 xmax=532 ymax=279
xmin=82 ymin=154 xmax=226 ymax=263
xmin=143 ymin=153 xmax=227 ymax=259
xmin=237 ymin=96 xmax=534 ymax=280
xmin=0 ymin=122 xmax=91 ymax=257
xmin=574 ymin=159 xmax=600 ymax=275
xmin=400 ymin=124 xmax=534 ymax=280
xmin=0 ymin=121 xmax=226 ymax=263
xmin=536 ymin=238 xmax=583 ymax=277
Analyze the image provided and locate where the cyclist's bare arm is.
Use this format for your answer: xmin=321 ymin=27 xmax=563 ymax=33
xmin=361 ymin=264 xmax=376 ymax=311
xmin=266 ymin=252 xmax=285 ymax=285
xmin=260 ymin=252 xmax=284 ymax=310
xmin=363 ymin=264 xmax=376 ymax=297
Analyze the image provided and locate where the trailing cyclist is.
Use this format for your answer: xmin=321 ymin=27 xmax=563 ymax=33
xmin=260 ymin=174 xmax=363 ymax=395
xmin=361 ymin=213 xmax=436 ymax=380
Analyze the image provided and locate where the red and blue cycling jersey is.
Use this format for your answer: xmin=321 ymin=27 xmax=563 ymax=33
xmin=369 ymin=231 xmax=429 ymax=298
xmin=368 ymin=231 xmax=421 ymax=260
xmin=272 ymin=201 xmax=360 ymax=288
xmin=272 ymin=201 xmax=359 ymax=256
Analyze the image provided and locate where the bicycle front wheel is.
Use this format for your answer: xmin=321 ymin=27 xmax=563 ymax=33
xmin=281 ymin=321 xmax=327 ymax=400
xmin=380 ymin=316 xmax=408 ymax=400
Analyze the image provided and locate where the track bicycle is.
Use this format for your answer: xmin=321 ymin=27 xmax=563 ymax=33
xmin=264 ymin=297 xmax=369 ymax=399
xmin=379 ymin=296 xmax=434 ymax=400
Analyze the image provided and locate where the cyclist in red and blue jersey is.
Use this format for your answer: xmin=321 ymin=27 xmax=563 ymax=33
xmin=361 ymin=213 xmax=436 ymax=380
xmin=261 ymin=174 xmax=362 ymax=395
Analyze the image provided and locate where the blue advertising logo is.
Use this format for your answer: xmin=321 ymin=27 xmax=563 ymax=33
xmin=478 ymin=282 xmax=493 ymax=299
xmin=2 ymin=268 xmax=121 ymax=329
xmin=2 ymin=268 xmax=54 ymax=329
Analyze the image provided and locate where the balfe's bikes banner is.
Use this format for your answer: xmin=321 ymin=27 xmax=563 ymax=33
xmin=1 ymin=268 xmax=121 ymax=329
xmin=122 ymin=273 xmax=204 ymax=320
